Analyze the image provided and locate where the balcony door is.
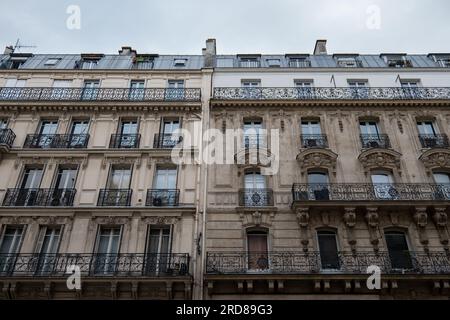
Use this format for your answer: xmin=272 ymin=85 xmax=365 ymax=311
xmin=129 ymin=80 xmax=145 ymax=100
xmin=51 ymin=80 xmax=72 ymax=99
xmin=348 ymin=80 xmax=369 ymax=98
xmin=68 ymin=120 xmax=89 ymax=147
xmin=433 ymin=172 xmax=450 ymax=199
xmin=301 ymin=121 xmax=322 ymax=148
xmin=0 ymin=226 xmax=24 ymax=274
xmin=417 ymin=121 xmax=437 ymax=136
xmin=307 ymin=172 xmax=330 ymax=200
xmin=16 ymin=167 xmax=43 ymax=206
xmin=146 ymin=226 xmax=172 ymax=275
xmin=247 ymin=230 xmax=269 ymax=271
xmin=152 ymin=168 xmax=177 ymax=206
xmin=244 ymin=171 xmax=268 ymax=206
xmin=371 ymin=171 xmax=396 ymax=200
xmin=385 ymin=231 xmax=413 ymax=270
xmin=401 ymin=81 xmax=420 ymax=98
xmin=243 ymin=121 xmax=263 ymax=148
xmin=118 ymin=120 xmax=138 ymax=148
xmin=166 ymin=80 xmax=184 ymax=100
xmin=360 ymin=121 xmax=382 ymax=148
xmin=82 ymin=80 xmax=100 ymax=100
xmin=52 ymin=166 xmax=78 ymax=206
xmin=161 ymin=119 xmax=181 ymax=148
xmin=37 ymin=120 xmax=58 ymax=148
xmin=317 ymin=230 xmax=340 ymax=270
xmin=34 ymin=226 xmax=61 ymax=275
xmin=94 ymin=227 xmax=121 ymax=275
xmin=107 ymin=166 xmax=132 ymax=206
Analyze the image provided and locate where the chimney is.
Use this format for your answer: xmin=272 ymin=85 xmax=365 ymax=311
xmin=313 ymin=40 xmax=327 ymax=55
xmin=118 ymin=46 xmax=136 ymax=56
xmin=203 ymin=38 xmax=216 ymax=68
xmin=4 ymin=46 xmax=14 ymax=55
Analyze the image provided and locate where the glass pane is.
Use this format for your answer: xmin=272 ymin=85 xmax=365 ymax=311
xmin=55 ymin=168 xmax=77 ymax=189
xmin=385 ymin=232 xmax=413 ymax=269
xmin=71 ymin=121 xmax=89 ymax=134
xmin=0 ymin=227 xmax=23 ymax=254
xmin=39 ymin=121 xmax=58 ymax=135
xmin=40 ymin=228 xmax=61 ymax=254
xmin=301 ymin=121 xmax=321 ymax=135
xmin=318 ymin=231 xmax=340 ymax=269
xmin=247 ymin=232 xmax=268 ymax=270
xmin=21 ymin=168 xmax=43 ymax=189
xmin=360 ymin=122 xmax=379 ymax=135
xmin=434 ymin=173 xmax=450 ymax=184
xmin=371 ymin=173 xmax=392 ymax=184
xmin=154 ymin=169 xmax=177 ymax=189
xmin=245 ymin=172 xmax=266 ymax=189
xmin=308 ymin=173 xmax=329 ymax=185
xmin=121 ymin=121 xmax=137 ymax=134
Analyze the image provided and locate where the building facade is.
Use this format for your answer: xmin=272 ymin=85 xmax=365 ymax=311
xmin=0 ymin=39 xmax=450 ymax=300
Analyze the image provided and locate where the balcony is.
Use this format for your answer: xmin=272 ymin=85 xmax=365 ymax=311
xmin=2 ymin=188 xmax=76 ymax=207
xmin=97 ymin=189 xmax=132 ymax=206
xmin=153 ymin=134 xmax=182 ymax=149
xmin=213 ymin=87 xmax=450 ymax=101
xmin=419 ymin=134 xmax=450 ymax=148
xmin=23 ymin=134 xmax=90 ymax=149
xmin=292 ymin=183 xmax=450 ymax=202
xmin=239 ymin=188 xmax=274 ymax=207
xmin=360 ymin=134 xmax=391 ymax=149
xmin=0 ymin=128 xmax=15 ymax=150
xmin=301 ymin=135 xmax=328 ymax=149
xmin=109 ymin=134 xmax=141 ymax=149
xmin=0 ymin=87 xmax=201 ymax=102
xmin=206 ymin=251 xmax=450 ymax=275
xmin=0 ymin=253 xmax=190 ymax=277
xmin=146 ymin=189 xmax=180 ymax=207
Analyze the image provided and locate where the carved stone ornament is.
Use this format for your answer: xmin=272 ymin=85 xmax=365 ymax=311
xmin=419 ymin=149 xmax=450 ymax=174
xmin=141 ymin=216 xmax=181 ymax=225
xmin=413 ymin=207 xmax=429 ymax=247
xmin=296 ymin=207 xmax=310 ymax=228
xmin=343 ymin=208 xmax=357 ymax=228
xmin=14 ymin=155 xmax=88 ymax=169
xmin=297 ymin=149 xmax=338 ymax=176
xmin=239 ymin=209 xmax=276 ymax=227
xmin=358 ymin=149 xmax=402 ymax=175
xmin=102 ymin=155 xmax=141 ymax=168
xmin=94 ymin=216 xmax=130 ymax=225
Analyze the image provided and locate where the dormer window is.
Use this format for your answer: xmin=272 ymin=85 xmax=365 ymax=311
xmin=81 ymin=60 xmax=98 ymax=69
xmin=266 ymin=59 xmax=281 ymax=68
xmin=239 ymin=57 xmax=260 ymax=68
xmin=288 ymin=57 xmax=310 ymax=68
xmin=381 ymin=54 xmax=412 ymax=68
xmin=75 ymin=54 xmax=104 ymax=70
xmin=134 ymin=55 xmax=155 ymax=69
xmin=173 ymin=59 xmax=187 ymax=67
xmin=44 ymin=58 xmax=61 ymax=66
xmin=429 ymin=54 xmax=450 ymax=68
xmin=336 ymin=57 xmax=360 ymax=68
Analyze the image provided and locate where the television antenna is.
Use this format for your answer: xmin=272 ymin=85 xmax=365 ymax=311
xmin=11 ymin=38 xmax=37 ymax=53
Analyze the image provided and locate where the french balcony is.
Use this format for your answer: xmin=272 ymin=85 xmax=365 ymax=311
xmin=153 ymin=133 xmax=183 ymax=149
xmin=0 ymin=128 xmax=15 ymax=150
xmin=2 ymin=188 xmax=76 ymax=207
xmin=419 ymin=134 xmax=450 ymax=148
xmin=239 ymin=188 xmax=274 ymax=207
xmin=360 ymin=134 xmax=391 ymax=149
xmin=213 ymin=87 xmax=450 ymax=101
xmin=109 ymin=134 xmax=141 ymax=149
xmin=23 ymin=134 xmax=90 ymax=149
xmin=146 ymin=189 xmax=180 ymax=207
xmin=301 ymin=134 xmax=328 ymax=149
xmin=292 ymin=183 xmax=450 ymax=202
xmin=0 ymin=253 xmax=190 ymax=277
xmin=206 ymin=251 xmax=450 ymax=275
xmin=97 ymin=189 xmax=132 ymax=206
xmin=0 ymin=87 xmax=201 ymax=102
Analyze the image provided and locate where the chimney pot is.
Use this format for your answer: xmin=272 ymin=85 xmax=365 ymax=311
xmin=314 ymin=40 xmax=327 ymax=55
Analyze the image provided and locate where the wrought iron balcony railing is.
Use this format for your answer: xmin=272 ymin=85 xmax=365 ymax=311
xmin=0 ymin=253 xmax=190 ymax=277
xmin=23 ymin=134 xmax=90 ymax=149
xmin=0 ymin=128 xmax=15 ymax=148
xmin=206 ymin=251 xmax=450 ymax=275
xmin=2 ymin=188 xmax=76 ymax=207
xmin=360 ymin=134 xmax=391 ymax=149
xmin=239 ymin=188 xmax=274 ymax=207
xmin=213 ymin=87 xmax=450 ymax=101
xmin=0 ymin=87 xmax=201 ymax=102
xmin=146 ymin=189 xmax=180 ymax=207
xmin=301 ymin=135 xmax=328 ymax=149
xmin=109 ymin=134 xmax=141 ymax=149
xmin=292 ymin=183 xmax=450 ymax=202
xmin=153 ymin=133 xmax=183 ymax=149
xmin=97 ymin=189 xmax=132 ymax=206
xmin=419 ymin=134 xmax=450 ymax=148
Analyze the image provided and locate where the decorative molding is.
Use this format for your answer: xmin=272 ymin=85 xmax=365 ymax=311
xmin=343 ymin=207 xmax=357 ymax=250
xmin=94 ymin=216 xmax=130 ymax=225
xmin=14 ymin=155 xmax=88 ymax=169
xmin=365 ymin=207 xmax=381 ymax=250
xmin=239 ymin=209 xmax=276 ymax=228
xmin=297 ymin=149 xmax=338 ymax=176
xmin=141 ymin=216 xmax=181 ymax=225
xmin=358 ymin=149 xmax=402 ymax=176
xmin=413 ymin=207 xmax=429 ymax=248
xmin=102 ymin=155 xmax=142 ymax=168
xmin=419 ymin=149 xmax=450 ymax=175
xmin=433 ymin=207 xmax=449 ymax=247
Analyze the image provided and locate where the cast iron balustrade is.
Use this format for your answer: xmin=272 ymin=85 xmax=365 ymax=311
xmin=97 ymin=189 xmax=132 ymax=206
xmin=109 ymin=134 xmax=141 ymax=149
xmin=23 ymin=134 xmax=90 ymax=149
xmin=0 ymin=87 xmax=201 ymax=102
xmin=213 ymin=87 xmax=450 ymax=101
xmin=146 ymin=189 xmax=180 ymax=207
xmin=206 ymin=251 xmax=450 ymax=274
xmin=419 ymin=134 xmax=450 ymax=148
xmin=239 ymin=188 xmax=274 ymax=207
xmin=2 ymin=188 xmax=76 ymax=207
xmin=360 ymin=134 xmax=391 ymax=149
xmin=0 ymin=128 xmax=15 ymax=148
xmin=301 ymin=135 xmax=328 ymax=149
xmin=292 ymin=183 xmax=450 ymax=202
xmin=153 ymin=133 xmax=183 ymax=149
xmin=0 ymin=253 xmax=189 ymax=277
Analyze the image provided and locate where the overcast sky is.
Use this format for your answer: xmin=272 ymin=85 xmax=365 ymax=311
xmin=1 ymin=0 xmax=449 ymax=55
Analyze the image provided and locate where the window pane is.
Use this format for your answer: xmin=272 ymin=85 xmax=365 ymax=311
xmin=317 ymin=231 xmax=340 ymax=269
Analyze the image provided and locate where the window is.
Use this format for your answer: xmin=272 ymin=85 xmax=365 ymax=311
xmin=239 ymin=58 xmax=259 ymax=68
xmin=129 ymin=80 xmax=145 ymax=100
xmin=348 ymin=80 xmax=368 ymax=88
xmin=0 ymin=119 xmax=7 ymax=130
xmin=247 ymin=230 xmax=269 ymax=270
xmin=159 ymin=119 xmax=181 ymax=148
xmin=360 ymin=121 xmax=379 ymax=136
xmin=371 ymin=171 xmax=396 ymax=200
xmin=244 ymin=171 xmax=268 ymax=206
xmin=82 ymin=80 xmax=100 ymax=100
xmin=34 ymin=226 xmax=61 ymax=274
xmin=68 ymin=120 xmax=89 ymax=148
xmin=94 ymin=227 xmax=122 ymax=275
xmin=417 ymin=121 xmax=441 ymax=148
xmin=308 ymin=172 xmax=330 ymax=201
xmin=401 ymin=80 xmax=420 ymax=88
xmin=16 ymin=166 xmax=44 ymax=206
xmin=0 ymin=226 xmax=25 ymax=273
xmin=417 ymin=121 xmax=437 ymax=136
xmin=301 ymin=121 xmax=321 ymax=135
xmin=154 ymin=168 xmax=177 ymax=190
xmin=433 ymin=172 xmax=450 ymax=185
xmin=243 ymin=120 xmax=264 ymax=148
xmin=266 ymin=59 xmax=281 ymax=67
xmin=241 ymin=80 xmax=261 ymax=87
xmin=115 ymin=119 xmax=138 ymax=148
xmin=360 ymin=121 xmax=384 ymax=148
xmin=34 ymin=120 xmax=58 ymax=148
xmin=151 ymin=168 xmax=178 ymax=206
xmin=81 ymin=60 xmax=98 ymax=69
xmin=295 ymin=80 xmax=313 ymax=88
xmin=173 ymin=59 xmax=187 ymax=67
xmin=337 ymin=57 xmax=360 ymax=68
xmin=301 ymin=121 xmax=325 ymax=148
xmin=108 ymin=165 xmax=132 ymax=190
xmin=44 ymin=58 xmax=61 ymax=66
xmin=50 ymin=166 xmax=78 ymax=206
xmin=4 ymin=78 xmax=26 ymax=88
xmin=289 ymin=57 xmax=310 ymax=68
xmin=134 ymin=56 xmax=154 ymax=69
xmin=384 ymin=231 xmax=413 ymax=270
xmin=145 ymin=226 xmax=172 ymax=275
xmin=166 ymin=80 xmax=185 ymax=100
xmin=317 ymin=230 xmax=340 ymax=269
xmin=437 ymin=58 xmax=450 ymax=68
xmin=348 ymin=80 xmax=369 ymax=98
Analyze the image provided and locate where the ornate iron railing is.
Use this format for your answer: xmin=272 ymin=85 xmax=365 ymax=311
xmin=419 ymin=134 xmax=450 ymax=148
xmin=23 ymin=134 xmax=90 ymax=148
xmin=0 ymin=87 xmax=201 ymax=102
xmin=206 ymin=251 xmax=450 ymax=275
xmin=153 ymin=133 xmax=183 ymax=149
xmin=0 ymin=128 xmax=15 ymax=148
xmin=360 ymin=134 xmax=391 ymax=149
xmin=239 ymin=188 xmax=274 ymax=207
xmin=97 ymin=189 xmax=132 ymax=206
xmin=301 ymin=135 xmax=328 ymax=149
xmin=2 ymin=188 xmax=76 ymax=207
xmin=0 ymin=253 xmax=190 ymax=277
xmin=109 ymin=134 xmax=141 ymax=148
xmin=292 ymin=183 xmax=450 ymax=202
xmin=146 ymin=189 xmax=180 ymax=207
xmin=213 ymin=87 xmax=450 ymax=101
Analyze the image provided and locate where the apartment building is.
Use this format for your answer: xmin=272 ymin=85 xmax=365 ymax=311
xmin=0 ymin=39 xmax=450 ymax=300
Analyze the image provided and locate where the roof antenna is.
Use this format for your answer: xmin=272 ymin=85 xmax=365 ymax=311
xmin=11 ymin=38 xmax=37 ymax=53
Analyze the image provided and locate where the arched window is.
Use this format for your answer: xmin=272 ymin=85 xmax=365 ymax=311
xmin=384 ymin=230 xmax=413 ymax=270
xmin=317 ymin=230 xmax=340 ymax=270
xmin=247 ymin=229 xmax=269 ymax=271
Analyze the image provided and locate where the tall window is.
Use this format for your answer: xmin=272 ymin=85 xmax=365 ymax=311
xmin=49 ymin=166 xmax=78 ymax=206
xmin=360 ymin=121 xmax=384 ymax=148
xmin=417 ymin=121 xmax=440 ymax=148
xmin=166 ymin=80 xmax=185 ymax=100
xmin=129 ymin=80 xmax=145 ymax=100
xmin=243 ymin=120 xmax=264 ymax=148
xmin=433 ymin=172 xmax=450 ymax=200
xmin=0 ymin=119 xmax=7 ymax=130
xmin=244 ymin=171 xmax=268 ymax=207
xmin=417 ymin=121 xmax=437 ymax=136
xmin=94 ymin=227 xmax=122 ymax=275
xmin=4 ymin=78 xmax=26 ymax=88
xmin=317 ymin=230 xmax=340 ymax=270
xmin=384 ymin=231 xmax=413 ymax=270
xmin=371 ymin=171 xmax=396 ymax=200
xmin=247 ymin=230 xmax=269 ymax=270
xmin=307 ymin=171 xmax=330 ymax=201
xmin=160 ymin=119 xmax=181 ymax=148
xmin=154 ymin=168 xmax=177 ymax=190
xmin=15 ymin=167 xmax=43 ymax=206
xmin=146 ymin=226 xmax=172 ymax=275
xmin=34 ymin=226 xmax=61 ymax=274
xmin=301 ymin=121 xmax=324 ymax=148
xmin=68 ymin=120 xmax=89 ymax=148
xmin=82 ymin=80 xmax=100 ymax=100
xmin=35 ymin=120 xmax=58 ymax=148
xmin=0 ymin=226 xmax=25 ymax=273
xmin=117 ymin=119 xmax=138 ymax=148
xmin=108 ymin=165 xmax=132 ymax=190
